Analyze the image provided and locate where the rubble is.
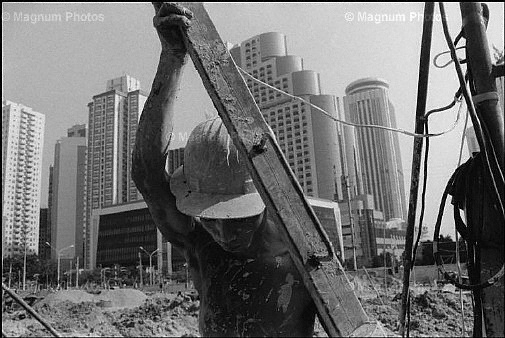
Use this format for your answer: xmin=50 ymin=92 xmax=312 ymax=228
xmin=2 ymin=276 xmax=473 ymax=337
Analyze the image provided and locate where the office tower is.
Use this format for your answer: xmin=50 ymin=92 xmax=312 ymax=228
xmin=67 ymin=124 xmax=86 ymax=137
xmin=2 ymin=100 xmax=45 ymax=257
xmin=230 ymin=32 xmax=344 ymax=200
xmin=38 ymin=208 xmax=50 ymax=260
xmin=50 ymin=125 xmax=87 ymax=263
xmin=343 ymin=78 xmax=407 ymax=222
xmin=84 ymin=75 xmax=147 ymax=268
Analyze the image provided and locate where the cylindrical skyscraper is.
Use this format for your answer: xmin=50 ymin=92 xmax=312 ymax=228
xmin=343 ymin=78 xmax=407 ymax=222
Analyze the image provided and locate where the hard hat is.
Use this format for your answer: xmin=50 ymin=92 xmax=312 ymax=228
xmin=170 ymin=117 xmax=265 ymax=219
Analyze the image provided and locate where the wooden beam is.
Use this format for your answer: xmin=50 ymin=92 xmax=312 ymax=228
xmin=178 ymin=3 xmax=384 ymax=336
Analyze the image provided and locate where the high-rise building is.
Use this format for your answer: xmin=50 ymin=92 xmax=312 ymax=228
xmin=230 ymin=32 xmax=344 ymax=200
xmin=84 ymin=75 xmax=148 ymax=268
xmin=67 ymin=124 xmax=86 ymax=138
xmin=343 ymin=78 xmax=407 ymax=222
xmin=38 ymin=208 xmax=50 ymax=260
xmin=2 ymin=100 xmax=45 ymax=257
xmin=50 ymin=125 xmax=87 ymax=263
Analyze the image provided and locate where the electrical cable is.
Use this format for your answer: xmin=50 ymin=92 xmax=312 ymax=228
xmin=439 ymin=2 xmax=505 ymax=218
xmin=238 ymin=68 xmax=463 ymax=139
xmin=431 ymin=1 xmax=505 ymax=293
xmin=433 ymin=46 xmax=467 ymax=68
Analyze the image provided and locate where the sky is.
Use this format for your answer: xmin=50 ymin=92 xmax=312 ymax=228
xmin=2 ymin=2 xmax=504 ymax=240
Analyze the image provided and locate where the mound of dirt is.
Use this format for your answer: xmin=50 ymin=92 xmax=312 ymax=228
xmin=95 ymin=289 xmax=148 ymax=310
xmin=3 ymin=289 xmax=199 ymax=337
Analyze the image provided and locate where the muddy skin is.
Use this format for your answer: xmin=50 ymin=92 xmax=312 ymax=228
xmin=180 ymin=212 xmax=317 ymax=337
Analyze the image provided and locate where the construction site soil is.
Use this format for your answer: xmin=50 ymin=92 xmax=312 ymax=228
xmin=3 ymin=274 xmax=472 ymax=337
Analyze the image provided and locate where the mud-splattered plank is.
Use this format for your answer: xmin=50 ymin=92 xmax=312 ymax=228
xmin=178 ymin=3 xmax=383 ymax=336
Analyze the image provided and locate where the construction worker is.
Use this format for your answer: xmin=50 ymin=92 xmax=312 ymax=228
xmin=132 ymin=2 xmax=316 ymax=336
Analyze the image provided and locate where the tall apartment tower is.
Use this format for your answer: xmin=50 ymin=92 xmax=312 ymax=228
xmin=84 ymin=75 xmax=147 ymax=268
xmin=343 ymin=78 xmax=407 ymax=222
xmin=2 ymin=100 xmax=45 ymax=257
xmin=230 ymin=32 xmax=344 ymax=200
xmin=50 ymin=125 xmax=87 ymax=262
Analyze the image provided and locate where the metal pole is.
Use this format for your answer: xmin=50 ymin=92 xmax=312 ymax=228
xmin=2 ymin=283 xmax=62 ymax=337
xmin=384 ymin=223 xmax=387 ymax=296
xmin=23 ymin=242 xmax=27 ymax=291
xmin=399 ymin=3 xmax=435 ymax=336
xmin=8 ymin=262 xmax=12 ymax=289
xmin=149 ymin=255 xmax=153 ymax=286
xmin=76 ymin=256 xmax=79 ymax=289
xmin=57 ymin=254 xmax=61 ymax=290
xmin=139 ymin=252 xmax=143 ymax=287
xmin=348 ymin=183 xmax=358 ymax=271
xmin=459 ymin=3 xmax=504 ymax=336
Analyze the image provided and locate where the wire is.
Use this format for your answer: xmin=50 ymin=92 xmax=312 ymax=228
xmin=237 ymin=68 xmax=463 ymax=139
xmin=433 ymin=46 xmax=467 ymax=68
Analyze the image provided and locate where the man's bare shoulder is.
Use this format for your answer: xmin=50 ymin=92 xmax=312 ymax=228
xmin=142 ymin=170 xmax=194 ymax=241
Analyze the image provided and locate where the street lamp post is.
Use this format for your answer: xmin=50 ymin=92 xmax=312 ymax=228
xmin=139 ymin=247 xmax=160 ymax=286
xmin=46 ymin=242 xmax=74 ymax=290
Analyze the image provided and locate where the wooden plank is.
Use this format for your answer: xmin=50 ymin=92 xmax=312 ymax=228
xmin=179 ymin=3 xmax=383 ymax=336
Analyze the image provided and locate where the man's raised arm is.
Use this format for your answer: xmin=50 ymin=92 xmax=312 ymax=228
xmin=132 ymin=3 xmax=193 ymax=240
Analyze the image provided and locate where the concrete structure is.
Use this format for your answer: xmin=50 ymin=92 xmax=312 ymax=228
xmin=2 ymin=100 xmax=45 ymax=257
xmin=339 ymin=194 xmax=384 ymax=267
xmin=343 ymin=78 xmax=407 ymax=222
xmin=338 ymin=193 xmax=406 ymax=267
xmin=230 ymin=32 xmax=344 ymax=200
xmin=84 ymin=75 xmax=148 ymax=268
xmin=50 ymin=125 xmax=87 ymax=263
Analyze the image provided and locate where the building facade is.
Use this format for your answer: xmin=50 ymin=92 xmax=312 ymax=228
xmin=2 ymin=100 xmax=45 ymax=257
xmin=84 ymin=75 xmax=148 ymax=268
xmin=38 ymin=208 xmax=50 ymax=261
xmin=50 ymin=125 xmax=87 ymax=263
xmin=92 ymin=200 xmax=185 ymax=274
xmin=343 ymin=78 xmax=407 ymax=222
xmin=230 ymin=32 xmax=344 ymax=200
xmin=339 ymin=194 xmax=405 ymax=267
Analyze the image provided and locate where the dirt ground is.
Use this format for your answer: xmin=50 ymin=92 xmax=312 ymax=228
xmin=3 ymin=275 xmax=473 ymax=337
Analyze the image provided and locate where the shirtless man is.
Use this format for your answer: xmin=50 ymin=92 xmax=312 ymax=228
xmin=132 ymin=3 xmax=316 ymax=336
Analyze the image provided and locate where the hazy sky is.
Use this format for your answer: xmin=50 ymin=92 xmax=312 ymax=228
xmin=3 ymin=2 xmax=504 ymax=239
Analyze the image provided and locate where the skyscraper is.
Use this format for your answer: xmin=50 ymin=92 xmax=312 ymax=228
xmin=343 ymin=78 xmax=407 ymax=222
xmin=84 ymin=75 xmax=147 ymax=268
xmin=50 ymin=125 xmax=87 ymax=263
xmin=2 ymin=100 xmax=45 ymax=257
xmin=230 ymin=32 xmax=344 ymax=200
